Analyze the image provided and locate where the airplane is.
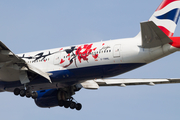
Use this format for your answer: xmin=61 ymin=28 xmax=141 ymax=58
xmin=0 ymin=0 xmax=180 ymax=111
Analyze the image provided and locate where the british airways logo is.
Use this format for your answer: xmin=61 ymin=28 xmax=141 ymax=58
xmin=156 ymin=8 xmax=180 ymax=24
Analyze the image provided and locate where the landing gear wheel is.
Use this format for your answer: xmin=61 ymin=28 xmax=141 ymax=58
xmin=64 ymin=101 xmax=70 ymax=108
xmin=76 ymin=103 xmax=82 ymax=111
xmin=31 ymin=92 xmax=38 ymax=99
xmin=14 ymin=88 xmax=20 ymax=96
xmin=58 ymin=100 xmax=64 ymax=107
xmin=20 ymin=89 xmax=26 ymax=97
xmin=26 ymin=91 xmax=31 ymax=98
xmin=70 ymin=102 xmax=76 ymax=109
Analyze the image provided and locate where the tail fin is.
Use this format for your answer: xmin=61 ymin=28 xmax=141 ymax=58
xmin=149 ymin=0 xmax=180 ymax=37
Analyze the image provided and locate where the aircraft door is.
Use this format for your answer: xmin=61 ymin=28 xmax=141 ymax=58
xmin=113 ymin=44 xmax=121 ymax=57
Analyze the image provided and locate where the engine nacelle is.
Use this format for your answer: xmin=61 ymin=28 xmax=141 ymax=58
xmin=34 ymin=89 xmax=59 ymax=108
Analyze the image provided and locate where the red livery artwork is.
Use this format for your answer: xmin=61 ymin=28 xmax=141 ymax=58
xmin=61 ymin=44 xmax=98 ymax=68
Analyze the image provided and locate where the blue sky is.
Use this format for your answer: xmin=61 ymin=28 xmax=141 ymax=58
xmin=0 ymin=0 xmax=180 ymax=120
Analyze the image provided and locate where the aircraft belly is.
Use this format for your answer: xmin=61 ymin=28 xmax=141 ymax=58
xmin=50 ymin=63 xmax=146 ymax=81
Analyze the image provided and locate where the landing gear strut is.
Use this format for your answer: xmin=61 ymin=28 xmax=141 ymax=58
xmin=57 ymin=87 xmax=82 ymax=111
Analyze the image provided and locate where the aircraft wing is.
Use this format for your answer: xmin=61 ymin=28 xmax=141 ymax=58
xmin=81 ymin=78 xmax=180 ymax=89
xmin=0 ymin=41 xmax=51 ymax=84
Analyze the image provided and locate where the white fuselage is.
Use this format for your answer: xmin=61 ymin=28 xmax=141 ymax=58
xmin=18 ymin=36 xmax=178 ymax=75
xmin=1 ymin=35 xmax=179 ymax=93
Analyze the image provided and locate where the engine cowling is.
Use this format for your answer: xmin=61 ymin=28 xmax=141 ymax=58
xmin=34 ymin=89 xmax=59 ymax=108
